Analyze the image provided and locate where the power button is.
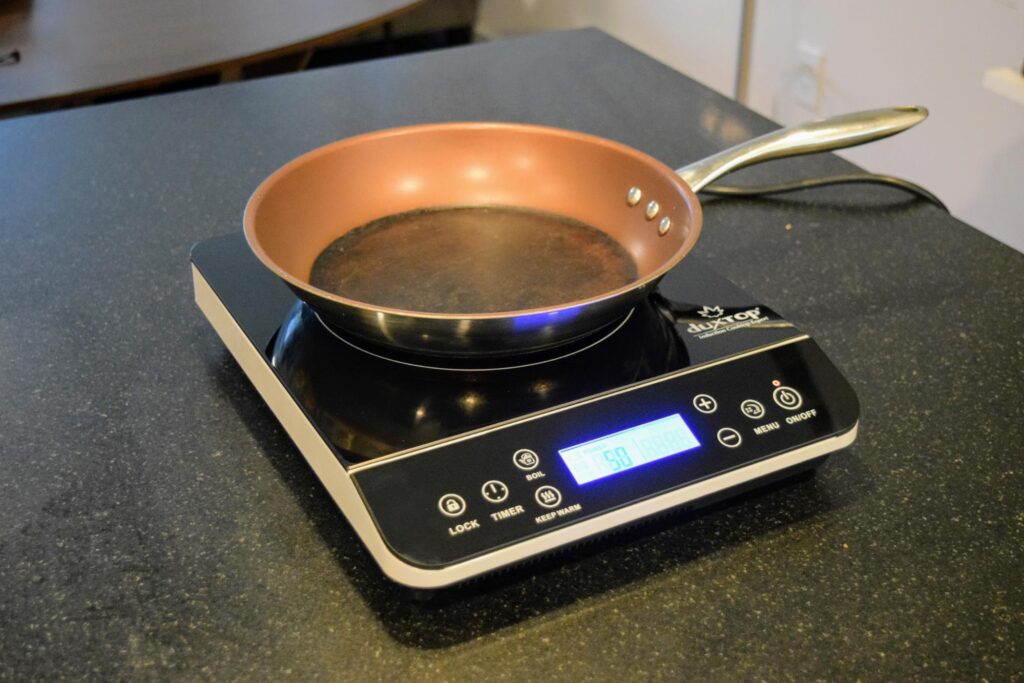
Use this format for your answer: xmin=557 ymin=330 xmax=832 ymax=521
xmin=772 ymin=386 xmax=803 ymax=410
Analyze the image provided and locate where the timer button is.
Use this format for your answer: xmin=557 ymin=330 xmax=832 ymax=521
xmin=513 ymin=449 xmax=540 ymax=471
xmin=481 ymin=480 xmax=509 ymax=503
xmin=535 ymin=485 xmax=562 ymax=509
xmin=438 ymin=493 xmax=467 ymax=518
xmin=693 ymin=394 xmax=718 ymax=414
xmin=717 ymin=428 xmax=743 ymax=448
xmin=772 ymin=386 xmax=803 ymax=410
xmin=740 ymin=399 xmax=766 ymax=419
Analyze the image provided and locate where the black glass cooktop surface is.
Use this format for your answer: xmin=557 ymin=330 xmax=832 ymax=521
xmin=192 ymin=233 xmax=802 ymax=465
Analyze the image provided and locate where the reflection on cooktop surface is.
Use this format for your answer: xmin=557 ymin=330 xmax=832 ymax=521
xmin=269 ymin=299 xmax=687 ymax=463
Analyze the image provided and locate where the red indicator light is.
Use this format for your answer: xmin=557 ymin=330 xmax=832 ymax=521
xmin=771 ymin=380 xmax=781 ymax=387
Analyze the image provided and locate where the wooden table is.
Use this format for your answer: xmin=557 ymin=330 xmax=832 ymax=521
xmin=0 ymin=0 xmax=421 ymax=114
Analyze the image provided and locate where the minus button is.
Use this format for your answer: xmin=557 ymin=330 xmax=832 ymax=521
xmin=717 ymin=427 xmax=743 ymax=448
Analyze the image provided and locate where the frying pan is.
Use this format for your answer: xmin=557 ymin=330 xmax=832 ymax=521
xmin=244 ymin=106 xmax=926 ymax=356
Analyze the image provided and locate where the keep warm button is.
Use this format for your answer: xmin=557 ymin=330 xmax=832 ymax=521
xmin=535 ymin=485 xmax=562 ymax=509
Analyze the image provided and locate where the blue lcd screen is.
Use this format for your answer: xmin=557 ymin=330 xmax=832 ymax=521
xmin=558 ymin=414 xmax=701 ymax=485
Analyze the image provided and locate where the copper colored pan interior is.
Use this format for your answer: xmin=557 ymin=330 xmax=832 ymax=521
xmin=244 ymin=123 xmax=702 ymax=317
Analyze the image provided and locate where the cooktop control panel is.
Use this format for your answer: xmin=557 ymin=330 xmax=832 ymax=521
xmin=193 ymin=233 xmax=861 ymax=587
xmin=352 ymin=338 xmax=859 ymax=568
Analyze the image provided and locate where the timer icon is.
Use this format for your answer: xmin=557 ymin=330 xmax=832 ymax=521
xmin=481 ymin=480 xmax=509 ymax=503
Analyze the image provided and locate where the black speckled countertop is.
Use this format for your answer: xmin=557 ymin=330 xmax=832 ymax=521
xmin=1 ymin=29 xmax=1021 ymax=680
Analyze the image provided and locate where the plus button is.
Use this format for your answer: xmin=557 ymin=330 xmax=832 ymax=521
xmin=692 ymin=394 xmax=718 ymax=414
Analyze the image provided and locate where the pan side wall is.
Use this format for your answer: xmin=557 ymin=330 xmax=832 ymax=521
xmin=247 ymin=125 xmax=699 ymax=285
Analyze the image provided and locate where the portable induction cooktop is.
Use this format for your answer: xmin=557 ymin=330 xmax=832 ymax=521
xmin=191 ymin=232 xmax=859 ymax=589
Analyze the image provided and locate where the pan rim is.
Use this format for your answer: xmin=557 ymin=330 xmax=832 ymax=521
xmin=243 ymin=121 xmax=703 ymax=321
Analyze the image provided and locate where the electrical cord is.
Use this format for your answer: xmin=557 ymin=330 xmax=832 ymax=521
xmin=701 ymin=172 xmax=949 ymax=212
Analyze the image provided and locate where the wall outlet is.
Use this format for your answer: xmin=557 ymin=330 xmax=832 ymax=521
xmin=792 ymin=42 xmax=825 ymax=112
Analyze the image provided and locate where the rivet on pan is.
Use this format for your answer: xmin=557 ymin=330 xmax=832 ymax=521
xmin=645 ymin=200 xmax=660 ymax=220
xmin=626 ymin=186 xmax=642 ymax=206
xmin=658 ymin=216 xmax=672 ymax=236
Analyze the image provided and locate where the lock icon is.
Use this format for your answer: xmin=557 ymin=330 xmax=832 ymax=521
xmin=438 ymin=493 xmax=466 ymax=517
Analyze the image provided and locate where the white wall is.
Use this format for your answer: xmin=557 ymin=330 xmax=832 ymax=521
xmin=476 ymin=0 xmax=742 ymax=97
xmin=747 ymin=0 xmax=1024 ymax=253
xmin=477 ymin=0 xmax=1024 ymax=253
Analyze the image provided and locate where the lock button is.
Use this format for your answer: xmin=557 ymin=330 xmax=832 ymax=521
xmin=438 ymin=493 xmax=467 ymax=518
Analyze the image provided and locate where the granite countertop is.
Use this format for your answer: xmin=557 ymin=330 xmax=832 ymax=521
xmin=1 ymin=29 xmax=1021 ymax=680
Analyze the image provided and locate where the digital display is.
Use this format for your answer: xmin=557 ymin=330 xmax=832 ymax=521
xmin=558 ymin=414 xmax=700 ymax=485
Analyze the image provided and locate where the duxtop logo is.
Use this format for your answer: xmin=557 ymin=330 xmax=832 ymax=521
xmin=687 ymin=306 xmax=767 ymax=339
xmin=697 ymin=305 xmax=724 ymax=318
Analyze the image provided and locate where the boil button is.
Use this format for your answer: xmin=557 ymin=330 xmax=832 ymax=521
xmin=513 ymin=449 xmax=540 ymax=471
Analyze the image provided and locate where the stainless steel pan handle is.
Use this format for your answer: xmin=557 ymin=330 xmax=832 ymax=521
xmin=676 ymin=105 xmax=928 ymax=192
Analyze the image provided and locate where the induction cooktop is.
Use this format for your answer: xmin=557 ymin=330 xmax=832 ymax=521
xmin=191 ymin=233 xmax=859 ymax=589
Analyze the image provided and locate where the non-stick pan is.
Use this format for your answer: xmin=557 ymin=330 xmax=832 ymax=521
xmin=244 ymin=106 xmax=926 ymax=356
